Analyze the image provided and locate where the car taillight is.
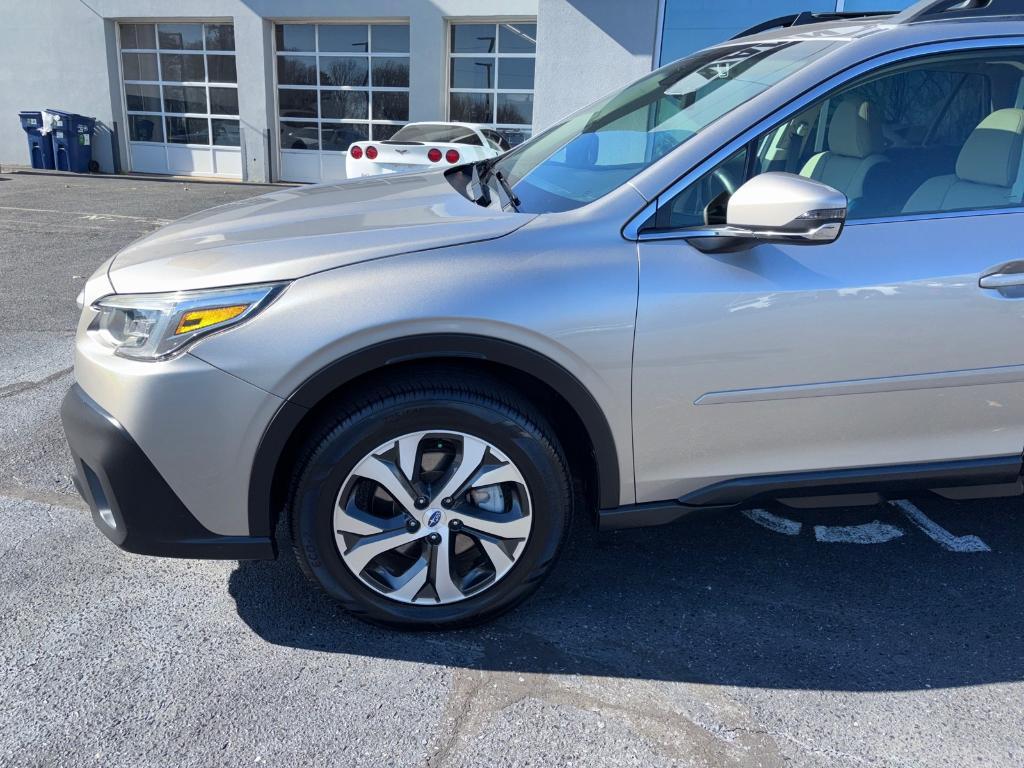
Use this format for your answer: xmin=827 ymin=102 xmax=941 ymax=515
xmin=366 ymin=146 xmax=378 ymax=160
xmin=427 ymin=148 xmax=442 ymax=163
xmin=349 ymin=145 xmax=363 ymax=159
xmin=445 ymin=149 xmax=460 ymax=164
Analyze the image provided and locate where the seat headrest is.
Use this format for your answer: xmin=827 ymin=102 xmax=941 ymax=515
xmin=956 ymin=109 xmax=1024 ymax=188
xmin=827 ymin=99 xmax=884 ymax=159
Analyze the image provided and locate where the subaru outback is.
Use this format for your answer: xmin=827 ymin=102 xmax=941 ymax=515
xmin=63 ymin=0 xmax=1024 ymax=627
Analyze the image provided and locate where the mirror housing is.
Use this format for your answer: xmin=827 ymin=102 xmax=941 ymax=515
xmin=686 ymin=172 xmax=847 ymax=253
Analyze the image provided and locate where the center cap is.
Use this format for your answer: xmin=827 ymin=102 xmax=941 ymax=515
xmin=425 ymin=509 xmax=444 ymax=528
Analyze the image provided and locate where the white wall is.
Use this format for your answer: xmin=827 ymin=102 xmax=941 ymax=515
xmin=532 ymin=0 xmax=661 ymax=132
xmin=1 ymin=3 xmax=120 ymax=174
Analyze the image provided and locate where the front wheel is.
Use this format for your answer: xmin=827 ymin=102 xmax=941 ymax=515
xmin=287 ymin=373 xmax=572 ymax=629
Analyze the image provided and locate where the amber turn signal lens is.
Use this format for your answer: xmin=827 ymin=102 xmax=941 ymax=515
xmin=174 ymin=305 xmax=248 ymax=335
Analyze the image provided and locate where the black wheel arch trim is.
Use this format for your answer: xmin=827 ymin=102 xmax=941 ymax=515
xmin=248 ymin=333 xmax=622 ymax=538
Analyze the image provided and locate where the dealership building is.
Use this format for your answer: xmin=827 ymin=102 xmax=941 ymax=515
xmin=1 ymin=0 xmax=908 ymax=184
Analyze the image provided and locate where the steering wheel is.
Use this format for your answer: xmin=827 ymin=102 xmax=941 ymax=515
xmin=711 ymin=166 xmax=740 ymax=196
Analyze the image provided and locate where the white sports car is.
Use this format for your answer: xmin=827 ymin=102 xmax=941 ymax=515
xmin=346 ymin=122 xmax=508 ymax=178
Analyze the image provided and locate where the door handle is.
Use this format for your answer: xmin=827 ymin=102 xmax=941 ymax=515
xmin=979 ymin=271 xmax=1024 ymax=289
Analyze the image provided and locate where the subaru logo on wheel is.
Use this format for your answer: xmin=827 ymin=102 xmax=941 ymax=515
xmin=427 ymin=509 xmax=442 ymax=527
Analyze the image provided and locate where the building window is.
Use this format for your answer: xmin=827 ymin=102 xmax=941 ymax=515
xmin=275 ymin=22 xmax=411 ymax=156
xmin=119 ymin=22 xmax=240 ymax=148
xmin=448 ymin=21 xmax=535 ymax=147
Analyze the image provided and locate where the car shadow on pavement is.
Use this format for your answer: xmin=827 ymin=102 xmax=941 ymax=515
xmin=229 ymin=500 xmax=1024 ymax=691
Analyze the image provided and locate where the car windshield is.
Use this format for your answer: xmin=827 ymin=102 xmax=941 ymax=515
xmin=491 ymin=39 xmax=841 ymax=213
xmin=390 ymin=124 xmax=482 ymax=145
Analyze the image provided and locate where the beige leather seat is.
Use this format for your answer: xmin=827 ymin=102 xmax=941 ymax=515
xmin=903 ymin=108 xmax=1024 ymax=213
xmin=801 ymin=98 xmax=889 ymax=205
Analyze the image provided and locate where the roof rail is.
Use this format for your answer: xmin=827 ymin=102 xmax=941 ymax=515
xmin=895 ymin=0 xmax=1024 ymax=23
xmin=731 ymin=11 xmax=895 ymax=40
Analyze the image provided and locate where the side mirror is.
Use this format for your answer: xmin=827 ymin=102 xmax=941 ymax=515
xmin=687 ymin=172 xmax=847 ymax=253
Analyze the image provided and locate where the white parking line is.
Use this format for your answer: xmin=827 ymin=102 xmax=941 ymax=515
xmin=742 ymin=508 xmax=802 ymax=535
xmin=888 ymin=499 xmax=991 ymax=553
xmin=813 ymin=521 xmax=905 ymax=544
xmin=0 ymin=205 xmax=171 ymax=226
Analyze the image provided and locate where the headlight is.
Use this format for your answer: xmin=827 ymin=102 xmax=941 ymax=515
xmin=91 ymin=282 xmax=287 ymax=361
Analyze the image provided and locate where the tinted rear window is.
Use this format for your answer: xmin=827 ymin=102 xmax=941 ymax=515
xmin=389 ymin=124 xmax=482 ymax=145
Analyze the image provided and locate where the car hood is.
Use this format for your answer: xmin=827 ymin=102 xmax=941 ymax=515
xmin=107 ymin=171 xmax=534 ymax=293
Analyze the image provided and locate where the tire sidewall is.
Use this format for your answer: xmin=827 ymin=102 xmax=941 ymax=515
xmin=292 ymin=393 xmax=568 ymax=628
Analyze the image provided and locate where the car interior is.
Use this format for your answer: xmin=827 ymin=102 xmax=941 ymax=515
xmin=648 ymin=50 xmax=1024 ymax=231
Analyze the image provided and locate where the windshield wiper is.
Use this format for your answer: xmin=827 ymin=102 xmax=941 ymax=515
xmin=466 ymin=162 xmax=490 ymax=207
xmin=487 ymin=167 xmax=520 ymax=211
xmin=468 ymin=159 xmax=520 ymax=211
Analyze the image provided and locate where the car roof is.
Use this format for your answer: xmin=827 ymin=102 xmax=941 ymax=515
xmin=706 ymin=12 xmax=1024 ymax=103
xmin=730 ymin=10 xmax=1024 ymax=59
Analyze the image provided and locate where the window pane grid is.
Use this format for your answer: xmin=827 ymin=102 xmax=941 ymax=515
xmin=275 ymin=23 xmax=410 ymax=151
xmin=447 ymin=22 xmax=535 ymax=145
xmin=119 ymin=22 xmax=239 ymax=148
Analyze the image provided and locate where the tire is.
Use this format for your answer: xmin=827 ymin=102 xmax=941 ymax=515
xmin=287 ymin=370 xmax=572 ymax=629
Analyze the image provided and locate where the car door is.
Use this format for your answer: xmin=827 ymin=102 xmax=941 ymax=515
xmin=631 ymin=45 xmax=1024 ymax=505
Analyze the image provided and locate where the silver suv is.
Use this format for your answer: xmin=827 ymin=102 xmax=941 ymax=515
xmin=63 ymin=0 xmax=1024 ymax=627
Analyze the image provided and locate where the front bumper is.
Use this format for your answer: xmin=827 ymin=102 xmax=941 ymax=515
xmin=61 ymin=384 xmax=275 ymax=560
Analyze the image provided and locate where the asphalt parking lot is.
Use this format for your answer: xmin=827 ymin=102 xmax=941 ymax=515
xmin=2 ymin=169 xmax=1023 ymax=767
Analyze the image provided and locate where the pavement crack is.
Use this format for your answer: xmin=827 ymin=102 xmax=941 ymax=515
xmin=425 ymin=670 xmax=488 ymax=768
xmin=0 ymin=367 xmax=73 ymax=400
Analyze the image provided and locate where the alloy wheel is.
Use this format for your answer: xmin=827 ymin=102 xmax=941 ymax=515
xmin=333 ymin=430 xmax=533 ymax=605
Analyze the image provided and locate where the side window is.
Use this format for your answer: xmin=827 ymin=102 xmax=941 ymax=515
xmin=645 ymin=49 xmax=1023 ymax=233
xmin=482 ymin=129 xmax=510 ymax=152
xmin=453 ymin=132 xmax=483 ymax=146
xmin=650 ymin=146 xmax=748 ymax=230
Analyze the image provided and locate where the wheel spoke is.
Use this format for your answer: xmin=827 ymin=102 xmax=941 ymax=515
xmin=478 ymin=536 xmax=516 ymax=571
xmin=343 ymin=528 xmax=420 ymax=573
xmin=389 ymin=557 xmax=429 ymax=602
xmin=432 ymin=535 xmax=464 ymax=602
xmin=396 ymin=432 xmax=422 ymax=487
xmin=433 ymin=435 xmax=488 ymax=503
xmin=336 ymin=498 xmax=401 ymax=536
xmin=470 ymin=462 xmax=523 ymax=489
xmin=458 ymin=508 xmax=531 ymax=539
xmin=351 ymin=449 xmax=418 ymax=513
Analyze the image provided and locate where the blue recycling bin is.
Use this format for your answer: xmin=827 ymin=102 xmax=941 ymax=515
xmin=18 ymin=111 xmax=56 ymax=170
xmin=47 ymin=110 xmax=96 ymax=173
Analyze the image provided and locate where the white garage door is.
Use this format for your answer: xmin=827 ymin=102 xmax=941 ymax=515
xmin=275 ymin=23 xmax=411 ymax=183
xmin=118 ymin=22 xmax=242 ymax=179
